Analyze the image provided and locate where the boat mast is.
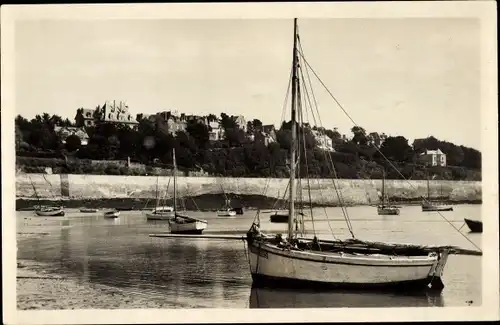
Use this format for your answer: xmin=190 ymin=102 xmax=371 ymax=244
xmin=155 ymin=176 xmax=159 ymax=208
xmin=381 ymin=170 xmax=386 ymax=205
xmin=173 ymin=148 xmax=177 ymax=214
xmin=427 ymin=173 xmax=430 ymax=200
xmin=288 ymin=18 xmax=299 ymax=241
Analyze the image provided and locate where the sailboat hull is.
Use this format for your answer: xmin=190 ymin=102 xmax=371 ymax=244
xmin=217 ymin=210 xmax=237 ymax=217
xmin=247 ymin=241 xmax=446 ymax=290
xmin=168 ymin=220 xmax=207 ymax=234
xmin=145 ymin=212 xmax=175 ymax=221
xmin=35 ymin=208 xmax=65 ymax=217
xmin=377 ymin=206 xmax=400 ymax=215
xmin=422 ymin=202 xmax=453 ymax=212
xmin=464 ymin=218 xmax=482 ymax=233
xmin=270 ymin=212 xmax=290 ymax=223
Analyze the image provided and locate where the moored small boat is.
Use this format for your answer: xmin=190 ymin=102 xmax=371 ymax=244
xmin=464 ymin=218 xmax=482 ymax=233
xmin=168 ymin=214 xmax=208 ymax=234
xmin=217 ymin=208 xmax=237 ymax=217
xmin=80 ymin=208 xmax=99 ymax=213
xmin=35 ymin=206 xmax=65 ymax=217
xmin=377 ymin=205 xmax=400 ymax=215
xmin=422 ymin=202 xmax=453 ymax=212
xmin=103 ymin=210 xmax=120 ymax=218
xmin=270 ymin=210 xmax=289 ymax=223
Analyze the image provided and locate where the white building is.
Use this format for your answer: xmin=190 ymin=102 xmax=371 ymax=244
xmin=311 ymin=130 xmax=334 ymax=151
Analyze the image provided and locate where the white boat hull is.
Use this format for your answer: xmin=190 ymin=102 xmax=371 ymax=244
xmin=104 ymin=211 xmax=120 ymax=218
xmin=217 ymin=210 xmax=237 ymax=217
xmin=247 ymin=241 xmax=447 ymax=289
xmin=168 ymin=220 xmax=207 ymax=234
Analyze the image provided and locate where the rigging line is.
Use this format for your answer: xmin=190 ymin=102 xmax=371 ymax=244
xmin=279 ymin=65 xmax=294 ymax=129
xmin=296 ymin=42 xmax=352 ymax=225
xmin=297 ymin=47 xmax=481 ymax=251
xmin=296 ymin=41 xmax=353 ymax=230
xmin=297 ymin=52 xmax=355 ymax=237
xmin=297 ymin=66 xmax=317 ymax=238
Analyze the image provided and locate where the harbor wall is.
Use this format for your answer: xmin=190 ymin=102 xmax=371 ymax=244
xmin=16 ymin=173 xmax=482 ymax=206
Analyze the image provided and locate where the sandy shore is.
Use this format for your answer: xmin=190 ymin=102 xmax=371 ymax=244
xmin=16 ymin=260 xmax=177 ymax=310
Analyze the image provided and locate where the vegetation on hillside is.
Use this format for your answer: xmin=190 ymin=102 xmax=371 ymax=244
xmin=15 ymin=112 xmax=481 ymax=180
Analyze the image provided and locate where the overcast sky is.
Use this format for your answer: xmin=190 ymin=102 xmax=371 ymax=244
xmin=15 ymin=18 xmax=480 ymax=149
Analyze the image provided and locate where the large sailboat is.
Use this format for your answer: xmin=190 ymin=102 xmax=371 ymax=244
xmin=167 ymin=148 xmax=208 ymax=234
xmin=150 ymin=18 xmax=481 ymax=291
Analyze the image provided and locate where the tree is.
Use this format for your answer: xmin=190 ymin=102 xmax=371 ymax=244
xmin=65 ymin=134 xmax=82 ymax=152
xmin=380 ymin=136 xmax=413 ymax=162
xmin=186 ymin=120 xmax=210 ymax=149
xmin=367 ymin=132 xmax=381 ymax=147
xmin=351 ymin=126 xmax=367 ymax=145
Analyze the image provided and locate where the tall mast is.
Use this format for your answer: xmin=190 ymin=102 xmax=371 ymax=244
xmin=173 ymin=148 xmax=177 ymax=214
xmin=288 ymin=18 xmax=299 ymax=241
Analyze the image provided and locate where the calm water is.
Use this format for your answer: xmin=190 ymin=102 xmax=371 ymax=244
xmin=17 ymin=205 xmax=482 ymax=308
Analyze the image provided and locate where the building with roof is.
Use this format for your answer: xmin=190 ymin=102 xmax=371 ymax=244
xmin=54 ymin=126 xmax=90 ymax=146
xmin=418 ymin=149 xmax=447 ymax=167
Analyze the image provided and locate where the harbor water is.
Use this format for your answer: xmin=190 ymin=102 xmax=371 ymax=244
xmin=16 ymin=205 xmax=482 ymax=309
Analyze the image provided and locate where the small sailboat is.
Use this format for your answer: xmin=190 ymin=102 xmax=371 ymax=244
xmin=464 ymin=218 xmax=483 ymax=233
xmin=29 ymin=176 xmax=65 ymax=216
xmin=269 ymin=183 xmax=292 ymax=223
xmin=150 ymin=18 xmax=482 ymax=292
xmin=145 ymin=176 xmax=175 ymax=221
xmin=103 ymin=209 xmax=120 ymax=219
xmin=167 ymin=148 xmax=208 ymax=234
xmin=421 ymin=175 xmax=453 ymax=212
xmin=377 ymin=171 xmax=400 ymax=216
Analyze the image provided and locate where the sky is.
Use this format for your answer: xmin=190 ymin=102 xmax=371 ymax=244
xmin=15 ymin=18 xmax=481 ymax=149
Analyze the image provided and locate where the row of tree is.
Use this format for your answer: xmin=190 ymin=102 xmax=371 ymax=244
xmin=15 ymin=112 xmax=482 ymax=180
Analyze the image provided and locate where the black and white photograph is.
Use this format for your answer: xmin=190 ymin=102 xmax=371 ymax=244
xmin=1 ymin=2 xmax=498 ymax=324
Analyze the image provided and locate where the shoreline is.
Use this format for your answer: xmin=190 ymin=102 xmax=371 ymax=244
xmin=16 ymin=194 xmax=482 ymax=211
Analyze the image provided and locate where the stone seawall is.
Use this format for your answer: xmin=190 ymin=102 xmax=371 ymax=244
xmin=16 ymin=173 xmax=482 ymax=206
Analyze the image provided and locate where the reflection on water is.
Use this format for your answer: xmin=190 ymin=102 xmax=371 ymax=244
xmin=249 ymin=286 xmax=445 ymax=308
xmin=17 ymin=205 xmax=482 ymax=308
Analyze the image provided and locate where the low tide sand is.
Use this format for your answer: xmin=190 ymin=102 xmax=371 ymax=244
xmin=17 ymin=260 xmax=173 ymax=310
